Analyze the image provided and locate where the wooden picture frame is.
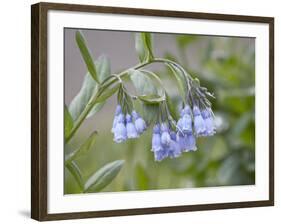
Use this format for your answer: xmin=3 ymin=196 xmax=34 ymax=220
xmin=31 ymin=2 xmax=274 ymax=221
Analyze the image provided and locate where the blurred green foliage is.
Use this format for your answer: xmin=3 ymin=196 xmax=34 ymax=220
xmin=65 ymin=33 xmax=255 ymax=194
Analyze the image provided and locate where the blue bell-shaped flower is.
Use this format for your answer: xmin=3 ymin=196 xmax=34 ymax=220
xmin=125 ymin=114 xmax=139 ymax=139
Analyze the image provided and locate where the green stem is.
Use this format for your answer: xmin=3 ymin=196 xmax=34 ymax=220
xmin=66 ymin=57 xmax=193 ymax=143
xmin=66 ymin=61 xmax=151 ymax=143
xmin=66 ymin=92 xmax=99 ymax=143
xmin=153 ymin=58 xmax=193 ymax=80
xmin=153 ymin=58 xmax=194 ymax=105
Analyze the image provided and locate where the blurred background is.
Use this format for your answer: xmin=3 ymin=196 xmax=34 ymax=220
xmin=64 ymin=29 xmax=255 ymax=194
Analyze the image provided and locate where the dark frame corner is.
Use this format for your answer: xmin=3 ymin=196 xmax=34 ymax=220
xmin=31 ymin=2 xmax=274 ymax=221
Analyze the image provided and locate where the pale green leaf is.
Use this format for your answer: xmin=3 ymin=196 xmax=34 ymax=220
xmin=140 ymin=70 xmax=165 ymax=96
xmin=95 ymin=54 xmax=111 ymax=83
xmin=142 ymin=33 xmax=154 ymax=60
xmin=130 ymin=69 xmax=159 ymax=124
xmin=64 ymin=105 xmax=73 ymax=139
xmin=64 ymin=165 xmax=83 ymax=194
xmin=166 ymin=93 xmax=179 ymax=120
xmin=129 ymin=69 xmax=157 ymax=95
xmin=69 ymin=55 xmax=111 ymax=121
xmin=86 ymin=55 xmax=112 ymax=119
xmin=86 ymin=102 xmax=105 ymax=119
xmin=69 ymin=73 xmax=97 ymax=121
xmin=76 ymin=31 xmax=99 ymax=83
xmin=65 ymin=131 xmax=98 ymax=163
xmin=66 ymin=160 xmax=84 ymax=191
xmin=138 ymin=94 xmax=165 ymax=104
xmin=166 ymin=63 xmax=187 ymax=102
xmin=135 ymin=33 xmax=146 ymax=62
xmin=96 ymin=83 xmax=120 ymax=103
xmin=142 ymin=104 xmax=159 ymax=125
xmin=135 ymin=33 xmax=154 ymax=62
xmin=84 ymin=160 xmax=124 ymax=193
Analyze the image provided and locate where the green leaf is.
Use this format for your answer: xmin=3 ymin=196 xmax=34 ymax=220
xmin=142 ymin=33 xmax=154 ymax=60
xmin=64 ymin=165 xmax=83 ymax=194
xmin=138 ymin=94 xmax=165 ymax=104
xmin=96 ymin=83 xmax=120 ymax=103
xmin=84 ymin=160 xmax=124 ymax=193
xmin=140 ymin=70 xmax=165 ymax=96
xmin=166 ymin=63 xmax=187 ymax=102
xmin=95 ymin=54 xmax=111 ymax=83
xmin=86 ymin=56 xmax=112 ymax=119
xmin=129 ymin=69 xmax=157 ymax=95
xmin=66 ymin=160 xmax=84 ymax=191
xmin=142 ymin=104 xmax=159 ymax=125
xmin=64 ymin=105 xmax=73 ymax=139
xmin=130 ymin=69 xmax=159 ymax=124
xmin=65 ymin=131 xmax=98 ymax=163
xmin=135 ymin=34 xmax=146 ymax=62
xmin=69 ymin=55 xmax=111 ymax=121
xmin=86 ymin=102 xmax=105 ymax=119
xmin=69 ymin=73 xmax=97 ymax=121
xmin=165 ymin=93 xmax=179 ymax=120
xmin=76 ymin=31 xmax=99 ymax=83
xmin=135 ymin=33 xmax=154 ymax=62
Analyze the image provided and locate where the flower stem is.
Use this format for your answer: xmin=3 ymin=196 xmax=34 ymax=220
xmin=66 ymin=61 xmax=150 ymax=143
xmin=66 ymin=57 xmax=193 ymax=143
xmin=65 ymin=92 xmax=99 ymax=143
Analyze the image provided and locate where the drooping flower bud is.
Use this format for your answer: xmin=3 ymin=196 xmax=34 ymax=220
xmin=126 ymin=114 xmax=139 ymax=139
xmin=201 ymin=108 xmax=216 ymax=136
xmin=132 ymin=110 xmax=147 ymax=134
xmin=193 ymin=106 xmax=206 ymax=136
xmin=113 ymin=113 xmax=127 ymax=143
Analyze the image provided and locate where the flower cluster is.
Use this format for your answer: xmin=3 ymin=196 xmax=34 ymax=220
xmin=151 ymin=105 xmax=215 ymax=161
xmin=110 ymin=66 xmax=216 ymax=162
xmin=111 ymin=103 xmax=215 ymax=161
xmin=151 ymin=123 xmax=182 ymax=161
xmin=111 ymin=105 xmax=147 ymax=143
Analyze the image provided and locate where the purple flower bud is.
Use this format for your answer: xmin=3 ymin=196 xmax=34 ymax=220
xmin=153 ymin=123 xmax=161 ymax=134
xmin=170 ymin=131 xmax=177 ymax=141
xmin=115 ymin=104 xmax=122 ymax=115
xmin=184 ymin=133 xmax=197 ymax=151
xmin=111 ymin=105 xmax=122 ymax=133
xmin=154 ymin=150 xmax=168 ymax=161
xmin=152 ymin=129 xmax=162 ymax=152
xmin=113 ymin=114 xmax=127 ymax=143
xmin=180 ymin=109 xmax=185 ymax=117
xmin=177 ymin=132 xmax=197 ymax=152
xmin=160 ymin=123 xmax=171 ymax=146
xmin=201 ymin=108 xmax=216 ymax=136
xmin=177 ymin=105 xmax=192 ymax=134
xmin=181 ymin=114 xmax=192 ymax=134
xmin=193 ymin=106 xmax=206 ymax=136
xmin=183 ymin=105 xmax=192 ymax=115
xmin=168 ymin=140 xmax=182 ymax=158
xmin=132 ymin=110 xmax=147 ymax=134
xmin=126 ymin=114 xmax=139 ymax=139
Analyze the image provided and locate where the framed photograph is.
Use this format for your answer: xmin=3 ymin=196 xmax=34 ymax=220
xmin=31 ymin=2 xmax=274 ymax=221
